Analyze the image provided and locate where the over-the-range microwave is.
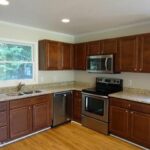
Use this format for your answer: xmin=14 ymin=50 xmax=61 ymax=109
xmin=87 ymin=54 xmax=114 ymax=73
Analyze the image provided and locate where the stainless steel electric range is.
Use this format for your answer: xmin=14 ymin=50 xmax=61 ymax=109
xmin=82 ymin=77 xmax=123 ymax=134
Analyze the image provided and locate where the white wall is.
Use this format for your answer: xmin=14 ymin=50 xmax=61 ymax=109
xmin=0 ymin=21 xmax=75 ymax=86
xmin=75 ymin=71 xmax=150 ymax=90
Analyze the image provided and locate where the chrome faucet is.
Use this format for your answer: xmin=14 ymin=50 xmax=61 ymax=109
xmin=17 ymin=82 xmax=25 ymax=92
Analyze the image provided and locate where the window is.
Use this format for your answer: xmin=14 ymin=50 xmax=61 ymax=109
xmin=0 ymin=40 xmax=36 ymax=82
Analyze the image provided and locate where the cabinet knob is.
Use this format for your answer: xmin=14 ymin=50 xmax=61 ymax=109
xmin=128 ymin=104 xmax=131 ymax=108
xmin=134 ymin=68 xmax=137 ymax=71
xmin=125 ymin=110 xmax=128 ymax=113
xmin=130 ymin=111 xmax=134 ymax=114
xmin=139 ymin=68 xmax=142 ymax=71
xmin=29 ymin=106 xmax=31 ymax=110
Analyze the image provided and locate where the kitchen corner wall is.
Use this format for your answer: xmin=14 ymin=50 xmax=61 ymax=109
xmin=0 ymin=21 xmax=75 ymax=87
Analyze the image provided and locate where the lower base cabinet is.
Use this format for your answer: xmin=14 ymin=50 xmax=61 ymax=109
xmin=10 ymin=106 xmax=32 ymax=139
xmin=73 ymin=91 xmax=82 ymax=123
xmin=10 ymin=94 xmax=52 ymax=139
xmin=109 ymin=97 xmax=150 ymax=148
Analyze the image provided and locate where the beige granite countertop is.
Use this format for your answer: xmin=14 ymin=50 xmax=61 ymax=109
xmin=0 ymin=83 xmax=91 ymax=102
xmin=109 ymin=88 xmax=150 ymax=104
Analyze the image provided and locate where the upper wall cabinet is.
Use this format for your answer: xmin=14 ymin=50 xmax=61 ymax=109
xmin=138 ymin=33 xmax=150 ymax=73
xmin=119 ymin=33 xmax=150 ymax=73
xmin=74 ymin=43 xmax=87 ymax=70
xmin=38 ymin=40 xmax=73 ymax=70
xmin=87 ymin=41 xmax=101 ymax=55
xmin=119 ymin=36 xmax=138 ymax=72
xmin=101 ymin=38 xmax=118 ymax=54
xmin=61 ymin=43 xmax=74 ymax=70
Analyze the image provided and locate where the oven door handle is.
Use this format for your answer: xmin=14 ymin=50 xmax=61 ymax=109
xmin=105 ymin=57 xmax=108 ymax=71
xmin=85 ymin=97 xmax=88 ymax=109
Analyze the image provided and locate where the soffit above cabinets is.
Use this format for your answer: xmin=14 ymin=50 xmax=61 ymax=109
xmin=0 ymin=0 xmax=150 ymax=35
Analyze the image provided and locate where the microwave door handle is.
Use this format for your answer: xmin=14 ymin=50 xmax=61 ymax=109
xmin=105 ymin=58 xmax=108 ymax=71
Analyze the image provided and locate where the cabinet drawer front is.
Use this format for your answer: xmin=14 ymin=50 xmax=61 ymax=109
xmin=10 ymin=98 xmax=32 ymax=109
xmin=109 ymin=97 xmax=130 ymax=109
xmin=130 ymin=102 xmax=150 ymax=114
xmin=0 ymin=126 xmax=8 ymax=142
xmin=0 ymin=102 xmax=9 ymax=112
xmin=31 ymin=95 xmax=50 ymax=105
xmin=0 ymin=111 xmax=8 ymax=126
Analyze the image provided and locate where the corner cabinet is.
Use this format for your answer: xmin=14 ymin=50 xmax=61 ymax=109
xmin=10 ymin=94 xmax=52 ymax=139
xmin=38 ymin=40 xmax=73 ymax=70
xmin=73 ymin=91 xmax=82 ymax=123
xmin=109 ymin=97 xmax=150 ymax=148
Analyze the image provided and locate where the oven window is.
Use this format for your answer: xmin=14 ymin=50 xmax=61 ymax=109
xmin=85 ymin=97 xmax=104 ymax=115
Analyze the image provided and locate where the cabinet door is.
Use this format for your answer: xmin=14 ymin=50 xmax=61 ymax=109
xmin=130 ymin=111 xmax=150 ymax=148
xmin=119 ymin=36 xmax=138 ymax=72
xmin=61 ymin=43 xmax=74 ymax=70
xmin=10 ymin=106 xmax=32 ymax=139
xmin=87 ymin=41 xmax=101 ymax=55
xmin=74 ymin=43 xmax=87 ymax=70
xmin=101 ymin=38 xmax=118 ymax=54
xmin=109 ymin=106 xmax=129 ymax=138
xmin=47 ymin=41 xmax=62 ymax=70
xmin=33 ymin=102 xmax=51 ymax=131
xmin=139 ymin=34 xmax=150 ymax=73
xmin=73 ymin=91 xmax=82 ymax=123
xmin=0 ymin=126 xmax=8 ymax=142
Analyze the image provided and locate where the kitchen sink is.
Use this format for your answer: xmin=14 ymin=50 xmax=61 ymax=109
xmin=7 ymin=90 xmax=42 ymax=97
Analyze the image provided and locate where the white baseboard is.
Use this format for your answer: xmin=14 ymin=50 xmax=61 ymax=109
xmin=0 ymin=127 xmax=51 ymax=148
xmin=110 ymin=134 xmax=148 ymax=150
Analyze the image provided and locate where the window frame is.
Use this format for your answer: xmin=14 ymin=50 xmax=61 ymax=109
xmin=0 ymin=39 xmax=38 ymax=87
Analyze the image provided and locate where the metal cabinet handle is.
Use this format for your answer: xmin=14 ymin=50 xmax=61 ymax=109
xmin=125 ymin=110 xmax=128 ymax=113
xmin=134 ymin=68 xmax=137 ymax=71
xmin=128 ymin=104 xmax=131 ymax=108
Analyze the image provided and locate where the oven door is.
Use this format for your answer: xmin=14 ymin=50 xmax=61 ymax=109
xmin=82 ymin=92 xmax=108 ymax=122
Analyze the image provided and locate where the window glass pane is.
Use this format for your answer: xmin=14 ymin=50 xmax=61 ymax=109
xmin=0 ymin=42 xmax=32 ymax=61
xmin=0 ymin=63 xmax=33 ymax=80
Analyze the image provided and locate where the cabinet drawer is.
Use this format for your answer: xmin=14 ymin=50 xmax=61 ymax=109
xmin=0 ymin=126 xmax=8 ymax=142
xmin=31 ymin=94 xmax=51 ymax=105
xmin=0 ymin=102 xmax=9 ymax=112
xmin=10 ymin=98 xmax=32 ymax=109
xmin=130 ymin=101 xmax=150 ymax=114
xmin=109 ymin=97 xmax=130 ymax=109
xmin=0 ymin=111 xmax=8 ymax=127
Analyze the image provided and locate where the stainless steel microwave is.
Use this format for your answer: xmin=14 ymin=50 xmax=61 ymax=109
xmin=87 ymin=54 xmax=114 ymax=73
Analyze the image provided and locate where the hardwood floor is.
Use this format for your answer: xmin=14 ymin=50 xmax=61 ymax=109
xmin=1 ymin=122 xmax=142 ymax=150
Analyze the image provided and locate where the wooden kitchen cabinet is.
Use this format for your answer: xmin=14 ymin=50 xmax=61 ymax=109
xmin=33 ymin=101 xmax=51 ymax=131
xmin=61 ymin=43 xmax=74 ymax=69
xmin=87 ymin=40 xmax=101 ymax=55
xmin=74 ymin=43 xmax=87 ymax=70
xmin=109 ymin=106 xmax=129 ymax=138
xmin=39 ymin=40 xmax=62 ymax=70
xmin=73 ymin=91 xmax=82 ymax=123
xmin=10 ymin=106 xmax=32 ymax=139
xmin=119 ymin=36 xmax=138 ymax=72
xmin=109 ymin=97 xmax=150 ymax=148
xmin=138 ymin=33 xmax=150 ymax=73
xmin=10 ymin=94 xmax=52 ymax=139
xmin=0 ymin=102 xmax=9 ymax=142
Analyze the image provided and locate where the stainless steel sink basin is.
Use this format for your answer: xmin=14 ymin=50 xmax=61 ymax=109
xmin=23 ymin=90 xmax=42 ymax=94
xmin=7 ymin=90 xmax=42 ymax=97
xmin=7 ymin=92 xmax=24 ymax=96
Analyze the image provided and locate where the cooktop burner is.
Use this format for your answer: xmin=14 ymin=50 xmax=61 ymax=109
xmin=82 ymin=77 xmax=123 ymax=97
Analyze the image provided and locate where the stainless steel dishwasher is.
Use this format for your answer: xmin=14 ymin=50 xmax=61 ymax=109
xmin=52 ymin=91 xmax=73 ymax=127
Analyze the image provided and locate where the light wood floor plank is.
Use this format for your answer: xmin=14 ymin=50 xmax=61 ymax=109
xmin=1 ymin=123 xmax=142 ymax=150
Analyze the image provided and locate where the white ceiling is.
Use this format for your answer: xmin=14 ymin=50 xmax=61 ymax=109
xmin=0 ymin=0 xmax=150 ymax=35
